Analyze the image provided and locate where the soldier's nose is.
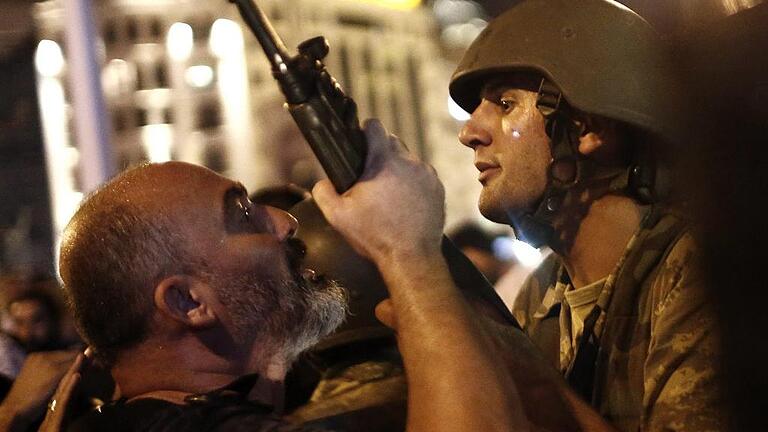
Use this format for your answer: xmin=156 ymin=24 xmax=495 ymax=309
xmin=459 ymin=101 xmax=493 ymax=149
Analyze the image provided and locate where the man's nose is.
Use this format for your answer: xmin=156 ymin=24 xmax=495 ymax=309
xmin=266 ymin=207 xmax=298 ymax=240
xmin=458 ymin=101 xmax=493 ymax=149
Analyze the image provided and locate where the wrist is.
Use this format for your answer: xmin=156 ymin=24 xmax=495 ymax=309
xmin=377 ymin=242 xmax=444 ymax=279
xmin=0 ymin=404 xmax=33 ymax=432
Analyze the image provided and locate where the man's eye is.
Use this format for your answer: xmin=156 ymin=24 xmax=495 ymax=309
xmin=237 ymin=201 xmax=251 ymax=222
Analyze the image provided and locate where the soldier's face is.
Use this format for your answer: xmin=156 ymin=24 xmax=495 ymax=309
xmin=458 ymin=77 xmax=551 ymax=224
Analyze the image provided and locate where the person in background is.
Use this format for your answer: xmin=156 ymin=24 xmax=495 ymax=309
xmin=448 ymin=222 xmax=510 ymax=285
xmin=6 ymin=290 xmax=63 ymax=353
xmin=448 ymin=221 xmax=538 ymax=310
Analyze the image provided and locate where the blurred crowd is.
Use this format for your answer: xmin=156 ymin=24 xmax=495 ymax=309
xmin=0 ymin=274 xmax=82 ymax=399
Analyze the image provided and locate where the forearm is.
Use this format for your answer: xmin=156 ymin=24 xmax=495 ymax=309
xmin=378 ymin=250 xmax=529 ymax=432
xmin=0 ymin=404 xmax=36 ymax=432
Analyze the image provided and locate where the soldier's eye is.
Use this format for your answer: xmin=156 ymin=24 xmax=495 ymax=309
xmin=500 ymin=98 xmax=516 ymax=112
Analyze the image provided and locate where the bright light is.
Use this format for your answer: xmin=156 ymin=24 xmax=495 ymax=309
xmin=102 ymin=59 xmax=133 ymax=96
xmin=216 ymin=24 xmax=253 ymax=185
xmin=185 ymin=65 xmax=214 ymax=88
xmin=722 ymin=0 xmax=761 ymax=14
xmin=167 ymin=22 xmax=194 ymax=61
xmin=433 ymin=0 xmax=484 ymax=25
xmin=61 ymin=191 xmax=84 ymax=226
xmin=442 ymin=19 xmax=487 ymax=47
xmin=358 ymin=0 xmax=421 ymax=10
xmin=141 ymin=124 xmax=173 ymax=162
xmin=493 ymin=236 xmax=543 ymax=267
xmin=210 ymin=19 xmax=243 ymax=59
xmin=511 ymin=239 xmax=544 ymax=267
xmin=35 ymin=40 xmax=65 ymax=77
xmin=448 ymin=95 xmax=470 ymax=121
xmin=37 ymin=76 xmax=74 ymax=233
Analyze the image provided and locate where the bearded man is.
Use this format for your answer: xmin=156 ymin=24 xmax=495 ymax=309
xmin=58 ymin=161 xmax=347 ymax=430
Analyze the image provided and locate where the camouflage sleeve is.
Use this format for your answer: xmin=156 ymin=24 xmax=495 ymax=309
xmin=642 ymin=232 xmax=724 ymax=432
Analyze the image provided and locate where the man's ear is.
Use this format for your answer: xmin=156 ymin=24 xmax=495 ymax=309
xmin=154 ymin=275 xmax=218 ymax=329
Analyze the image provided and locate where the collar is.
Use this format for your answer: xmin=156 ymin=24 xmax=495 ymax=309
xmin=122 ymin=374 xmax=266 ymax=408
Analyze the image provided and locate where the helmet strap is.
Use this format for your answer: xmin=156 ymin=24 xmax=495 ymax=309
xmin=509 ymin=78 xmax=629 ymax=248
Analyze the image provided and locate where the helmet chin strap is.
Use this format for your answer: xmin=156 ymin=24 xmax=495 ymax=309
xmin=508 ymin=79 xmax=634 ymax=249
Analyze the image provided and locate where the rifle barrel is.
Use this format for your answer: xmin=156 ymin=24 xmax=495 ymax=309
xmin=230 ymin=0 xmax=291 ymax=68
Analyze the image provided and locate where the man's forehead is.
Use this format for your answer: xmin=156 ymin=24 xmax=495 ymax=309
xmin=101 ymin=163 xmax=243 ymax=222
xmin=128 ymin=162 xmax=234 ymax=192
xmin=146 ymin=161 xmax=220 ymax=182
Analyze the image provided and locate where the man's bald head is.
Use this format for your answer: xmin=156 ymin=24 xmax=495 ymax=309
xmin=59 ymin=162 xmax=220 ymax=363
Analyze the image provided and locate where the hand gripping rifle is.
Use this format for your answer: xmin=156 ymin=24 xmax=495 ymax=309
xmin=230 ymin=0 xmax=519 ymax=328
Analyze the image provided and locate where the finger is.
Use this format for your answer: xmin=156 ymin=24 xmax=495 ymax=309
xmin=41 ymin=370 xmax=81 ymax=432
xmin=67 ymin=352 xmax=86 ymax=378
xmin=388 ymin=132 xmax=412 ymax=155
xmin=52 ymin=371 xmax=81 ymax=407
xmin=28 ymin=349 xmax=79 ymax=367
xmin=363 ymin=119 xmax=406 ymax=165
xmin=374 ymin=299 xmax=397 ymax=330
xmin=55 ymin=366 xmax=82 ymax=402
xmin=312 ymin=179 xmax=342 ymax=221
xmin=51 ymin=353 xmax=84 ymax=398
xmin=41 ymin=353 xmax=85 ymax=431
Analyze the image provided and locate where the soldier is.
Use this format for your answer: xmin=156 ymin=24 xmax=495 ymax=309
xmin=314 ymin=0 xmax=723 ymax=430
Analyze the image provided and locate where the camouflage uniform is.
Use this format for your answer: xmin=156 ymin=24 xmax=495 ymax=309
xmin=512 ymin=206 xmax=723 ymax=432
xmin=286 ymin=340 xmax=406 ymax=432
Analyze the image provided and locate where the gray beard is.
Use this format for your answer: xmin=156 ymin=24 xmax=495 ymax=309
xmin=281 ymin=278 xmax=347 ymax=361
xmin=214 ymin=270 xmax=348 ymax=363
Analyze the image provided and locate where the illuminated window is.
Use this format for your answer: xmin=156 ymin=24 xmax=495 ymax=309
xmin=167 ymin=22 xmax=194 ymax=61
xmin=185 ymin=64 xmax=215 ymax=88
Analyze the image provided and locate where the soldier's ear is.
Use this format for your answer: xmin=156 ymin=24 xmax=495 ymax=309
xmin=577 ymin=116 xmax=621 ymax=161
xmin=577 ymin=116 xmax=605 ymax=155
xmin=154 ymin=275 xmax=218 ymax=329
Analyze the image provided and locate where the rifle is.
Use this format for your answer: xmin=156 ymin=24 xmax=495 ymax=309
xmin=230 ymin=0 xmax=519 ymax=328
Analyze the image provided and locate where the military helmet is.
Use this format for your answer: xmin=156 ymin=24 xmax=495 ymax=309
xmin=450 ymin=0 xmax=684 ymax=144
xmin=249 ymin=186 xmax=393 ymax=351
xmin=290 ymin=198 xmax=393 ymax=351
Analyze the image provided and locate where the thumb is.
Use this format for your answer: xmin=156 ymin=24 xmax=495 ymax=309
xmin=312 ymin=179 xmax=342 ymax=222
xmin=375 ymin=298 xmax=397 ymax=330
